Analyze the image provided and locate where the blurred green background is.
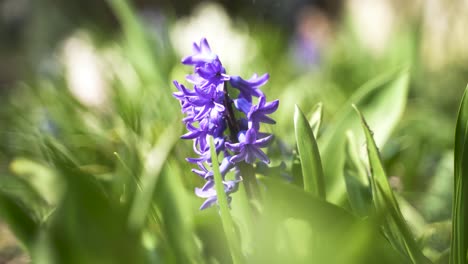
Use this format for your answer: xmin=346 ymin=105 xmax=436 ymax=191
xmin=0 ymin=0 xmax=467 ymax=263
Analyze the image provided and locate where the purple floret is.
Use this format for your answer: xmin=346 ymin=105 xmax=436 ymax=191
xmin=226 ymin=129 xmax=274 ymax=164
xmin=229 ymin=73 xmax=269 ymax=102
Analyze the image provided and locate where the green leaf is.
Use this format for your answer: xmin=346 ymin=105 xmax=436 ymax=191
xmin=153 ymin=161 xmax=202 ymax=263
xmin=343 ymin=131 xmax=372 ymax=217
xmin=209 ymin=136 xmax=243 ymax=264
xmin=128 ymin=122 xmax=179 ymax=231
xmin=0 ymin=185 xmax=39 ymax=248
xmin=254 ymin=177 xmax=409 ymax=264
xmin=450 ymin=84 xmax=468 ymax=264
xmin=105 ymin=0 xmax=160 ymax=84
xmin=39 ymin=137 xmax=146 ymax=263
xmin=294 ymin=105 xmax=326 ymax=198
xmin=356 ymin=107 xmax=431 ymax=263
xmin=319 ymin=68 xmax=409 ymax=203
xmin=10 ymin=157 xmax=62 ymax=205
xmin=0 ymin=174 xmax=50 ymax=223
xmin=308 ymin=102 xmax=323 ymax=137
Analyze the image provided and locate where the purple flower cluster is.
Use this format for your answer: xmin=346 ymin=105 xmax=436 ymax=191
xmin=173 ymin=38 xmax=279 ymax=210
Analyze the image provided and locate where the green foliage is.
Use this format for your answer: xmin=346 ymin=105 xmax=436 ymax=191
xmin=343 ymin=131 xmax=372 ymax=218
xmin=319 ymin=68 xmax=409 ymax=204
xmin=255 ymin=177 xmax=409 ymax=263
xmin=308 ymin=102 xmax=323 ymax=137
xmin=450 ymin=85 xmax=468 ymax=264
xmin=356 ymin=107 xmax=431 ymax=263
xmin=294 ymin=105 xmax=326 ymax=198
xmin=0 ymin=1 xmax=465 ymax=263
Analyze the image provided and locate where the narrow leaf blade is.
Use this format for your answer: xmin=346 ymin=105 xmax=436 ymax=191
xmin=320 ymin=68 xmax=409 ymax=203
xmin=0 ymin=190 xmax=39 ymax=248
xmin=209 ymin=136 xmax=243 ymax=264
xmin=294 ymin=104 xmax=326 ymax=198
xmin=450 ymin=85 xmax=468 ymax=264
xmin=356 ymin=107 xmax=430 ymax=263
xmin=309 ymin=102 xmax=323 ymax=137
xmin=343 ymin=131 xmax=372 ymax=217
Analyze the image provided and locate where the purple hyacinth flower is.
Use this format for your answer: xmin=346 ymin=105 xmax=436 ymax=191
xmin=226 ymin=129 xmax=274 ymax=164
xmin=187 ymin=136 xmax=226 ymax=164
xmin=233 ymin=97 xmax=251 ymax=115
xmin=190 ymin=85 xmax=225 ymax=121
xmin=247 ymin=96 xmax=279 ymax=130
xmin=195 ymin=179 xmax=240 ymax=210
xmin=192 ymin=157 xmax=235 ymax=181
xmin=234 ymin=96 xmax=278 ymax=130
xmin=182 ymin=38 xmax=217 ymax=66
xmin=174 ymin=37 xmax=279 ymax=210
xmin=229 ymin=73 xmax=269 ymax=102
xmin=196 ymin=60 xmax=230 ymax=87
xmin=182 ymin=38 xmax=230 ymax=89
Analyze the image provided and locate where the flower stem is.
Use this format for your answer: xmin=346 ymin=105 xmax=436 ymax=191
xmin=222 ymin=81 xmax=260 ymax=202
xmin=238 ymin=162 xmax=260 ymax=202
xmin=223 ymin=82 xmax=239 ymax=142
xmin=209 ymin=137 xmax=242 ymax=264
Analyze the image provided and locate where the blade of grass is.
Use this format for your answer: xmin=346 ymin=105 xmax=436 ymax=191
xmin=155 ymin=161 xmax=202 ymax=263
xmin=209 ymin=136 xmax=243 ymax=264
xmin=128 ymin=122 xmax=179 ymax=231
xmin=450 ymin=84 xmax=468 ymax=264
xmin=294 ymin=105 xmax=326 ymax=198
xmin=355 ymin=106 xmax=431 ymax=263
xmin=105 ymin=0 xmax=160 ymax=84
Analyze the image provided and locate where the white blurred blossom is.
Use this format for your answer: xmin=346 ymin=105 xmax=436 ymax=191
xmin=347 ymin=0 xmax=395 ymax=55
xmin=170 ymin=2 xmax=257 ymax=74
xmin=62 ymin=32 xmax=108 ymax=108
xmin=421 ymin=0 xmax=468 ymax=70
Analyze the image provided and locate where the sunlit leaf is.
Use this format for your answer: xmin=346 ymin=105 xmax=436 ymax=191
xmin=128 ymin=122 xmax=180 ymax=231
xmin=209 ymin=136 xmax=243 ymax=264
xmin=254 ymin=177 xmax=409 ymax=263
xmin=294 ymin=105 xmax=326 ymax=198
xmin=308 ymin=102 xmax=323 ymax=137
xmin=10 ymin=157 xmax=62 ymax=205
xmin=343 ymin=131 xmax=372 ymax=217
xmin=356 ymin=107 xmax=431 ymax=263
xmin=450 ymin=85 xmax=468 ymax=264
xmin=0 ymin=179 xmax=39 ymax=248
xmin=319 ymin=68 xmax=409 ymax=204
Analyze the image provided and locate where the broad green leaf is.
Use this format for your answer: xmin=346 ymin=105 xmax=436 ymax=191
xmin=308 ymin=102 xmax=323 ymax=137
xmin=10 ymin=158 xmax=62 ymax=205
xmin=343 ymin=131 xmax=372 ymax=217
xmin=254 ymin=177 xmax=409 ymax=264
xmin=356 ymin=107 xmax=431 ymax=263
xmin=450 ymin=85 xmax=468 ymax=264
xmin=0 ymin=181 xmax=39 ymax=248
xmin=0 ymin=174 xmax=50 ymax=223
xmin=319 ymin=68 xmax=409 ymax=203
xmin=294 ymin=105 xmax=326 ymax=198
